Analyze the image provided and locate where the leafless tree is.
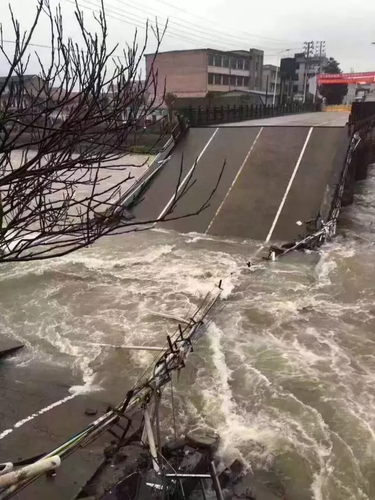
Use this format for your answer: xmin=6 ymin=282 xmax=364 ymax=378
xmin=0 ymin=0 xmax=224 ymax=262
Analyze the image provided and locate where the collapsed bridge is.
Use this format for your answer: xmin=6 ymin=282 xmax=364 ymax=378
xmin=128 ymin=117 xmax=350 ymax=247
xmin=4 ymin=110 xmax=371 ymax=500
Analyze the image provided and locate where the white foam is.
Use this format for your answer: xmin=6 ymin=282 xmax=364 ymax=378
xmin=315 ymin=253 xmax=337 ymax=286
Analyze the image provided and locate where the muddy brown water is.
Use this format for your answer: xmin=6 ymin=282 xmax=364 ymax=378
xmin=1 ymin=156 xmax=375 ymax=499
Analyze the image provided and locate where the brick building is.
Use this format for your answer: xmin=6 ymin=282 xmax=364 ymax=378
xmin=145 ymin=48 xmax=264 ymax=101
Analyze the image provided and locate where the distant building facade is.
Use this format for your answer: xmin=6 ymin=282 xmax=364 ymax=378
xmin=262 ymin=64 xmax=280 ymax=95
xmin=344 ymin=83 xmax=375 ymax=104
xmin=280 ymin=52 xmax=328 ymax=101
xmin=294 ymin=52 xmax=328 ymax=97
xmin=0 ymin=75 xmax=44 ymax=110
xmin=145 ymin=48 xmax=264 ymax=101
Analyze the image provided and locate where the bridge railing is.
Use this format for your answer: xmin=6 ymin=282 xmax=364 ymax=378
xmin=349 ymin=101 xmax=375 ymax=134
xmin=180 ymin=102 xmax=321 ymax=127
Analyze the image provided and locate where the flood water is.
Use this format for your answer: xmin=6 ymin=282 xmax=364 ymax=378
xmin=1 ymin=159 xmax=375 ymax=499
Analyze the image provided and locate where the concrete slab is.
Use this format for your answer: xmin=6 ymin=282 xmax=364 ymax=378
xmin=161 ymin=127 xmax=261 ymax=234
xmin=272 ymin=127 xmax=350 ymax=241
xmin=0 ymin=361 xmax=119 ymax=500
xmin=207 ymin=127 xmax=310 ymax=241
xmin=128 ymin=123 xmax=349 ymax=243
xmin=132 ymin=128 xmax=215 ymax=224
xmin=0 ymin=337 xmax=24 ymax=359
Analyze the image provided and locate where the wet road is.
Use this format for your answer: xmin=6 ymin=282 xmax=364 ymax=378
xmin=133 ymin=125 xmax=349 ymax=243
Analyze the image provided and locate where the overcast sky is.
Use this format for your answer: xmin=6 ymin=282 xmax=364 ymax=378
xmin=1 ymin=0 xmax=375 ymax=75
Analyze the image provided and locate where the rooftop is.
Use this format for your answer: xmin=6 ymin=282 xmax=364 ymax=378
xmin=0 ymin=74 xmax=38 ymax=84
xmin=145 ymin=47 xmax=264 ymax=57
xmin=263 ymin=64 xmax=278 ymax=70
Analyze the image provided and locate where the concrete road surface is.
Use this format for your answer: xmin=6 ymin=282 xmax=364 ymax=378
xmin=222 ymin=111 xmax=349 ymax=127
xmin=130 ymin=125 xmax=349 ymax=242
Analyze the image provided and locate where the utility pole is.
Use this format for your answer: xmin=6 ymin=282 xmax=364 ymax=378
xmin=303 ymin=41 xmax=314 ymax=103
xmin=273 ymin=48 xmax=290 ymax=106
xmin=313 ymin=41 xmax=326 ymax=103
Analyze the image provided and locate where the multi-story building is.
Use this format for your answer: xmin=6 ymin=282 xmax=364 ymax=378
xmin=262 ymin=64 xmax=280 ymax=95
xmin=294 ymin=52 xmax=328 ymax=96
xmin=145 ymin=48 xmax=264 ymax=101
xmin=280 ymin=52 xmax=328 ymax=100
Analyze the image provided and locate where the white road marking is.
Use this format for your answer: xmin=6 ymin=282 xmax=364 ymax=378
xmin=157 ymin=128 xmax=219 ymax=220
xmin=0 ymin=394 xmax=77 ymax=440
xmin=205 ymin=127 xmax=264 ymax=234
xmin=264 ymin=126 xmax=314 ymax=243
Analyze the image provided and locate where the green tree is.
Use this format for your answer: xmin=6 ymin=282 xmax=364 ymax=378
xmin=319 ymin=57 xmax=348 ymax=105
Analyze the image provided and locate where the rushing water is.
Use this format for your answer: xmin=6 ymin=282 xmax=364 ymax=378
xmin=1 ymin=161 xmax=375 ymax=499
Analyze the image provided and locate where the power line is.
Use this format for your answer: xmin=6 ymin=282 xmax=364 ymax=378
xmin=1 ymin=39 xmax=302 ymax=75
xmin=75 ymin=0 xmax=221 ymax=49
xmin=2 ymin=3 xmax=302 ymax=64
xmin=78 ymin=0 xmax=302 ymax=56
xmin=154 ymin=0 xmax=298 ymax=45
xmin=2 ymin=40 xmax=52 ymax=51
xmin=83 ymin=0 xmax=255 ymax=51
xmin=2 ymin=38 xmax=128 ymax=60
xmin=105 ymin=0 xmax=302 ymax=51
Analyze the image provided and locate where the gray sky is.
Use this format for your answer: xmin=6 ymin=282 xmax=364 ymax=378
xmin=1 ymin=0 xmax=375 ymax=74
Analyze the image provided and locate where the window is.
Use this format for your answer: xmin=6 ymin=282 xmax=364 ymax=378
xmin=214 ymin=55 xmax=222 ymax=67
xmin=244 ymin=59 xmax=250 ymax=70
xmin=230 ymin=75 xmax=236 ymax=86
xmin=236 ymin=76 xmax=243 ymax=86
xmin=230 ymin=58 xmax=236 ymax=69
xmin=222 ymin=57 xmax=229 ymax=68
xmin=293 ymin=84 xmax=299 ymax=93
xmin=214 ymin=74 xmax=221 ymax=85
xmin=223 ymin=74 xmax=229 ymax=85
xmin=237 ymin=59 xmax=243 ymax=70
xmin=208 ymin=54 xmax=214 ymax=66
xmin=244 ymin=77 xmax=249 ymax=87
xmin=208 ymin=73 xmax=214 ymax=84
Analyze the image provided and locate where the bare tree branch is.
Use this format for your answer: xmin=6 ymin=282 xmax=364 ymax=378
xmin=0 ymin=0 xmax=222 ymax=263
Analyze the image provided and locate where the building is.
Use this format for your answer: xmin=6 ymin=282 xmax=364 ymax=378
xmin=0 ymin=75 xmax=45 ymax=110
xmin=280 ymin=52 xmax=328 ymax=101
xmin=294 ymin=52 xmax=328 ymax=97
xmin=262 ymin=64 xmax=280 ymax=96
xmin=344 ymin=83 xmax=375 ymax=104
xmin=145 ymin=48 xmax=264 ymax=101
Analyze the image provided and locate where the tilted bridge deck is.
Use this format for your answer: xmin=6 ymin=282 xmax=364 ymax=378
xmin=132 ymin=125 xmax=349 ymax=243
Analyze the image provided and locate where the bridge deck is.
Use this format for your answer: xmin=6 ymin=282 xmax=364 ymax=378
xmin=133 ymin=125 xmax=349 ymax=243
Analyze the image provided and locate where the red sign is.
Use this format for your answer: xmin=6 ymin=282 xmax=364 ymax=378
xmin=318 ymin=72 xmax=375 ymax=85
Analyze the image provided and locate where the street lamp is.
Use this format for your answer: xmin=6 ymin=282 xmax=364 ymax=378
xmin=273 ymin=49 xmax=290 ymax=106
